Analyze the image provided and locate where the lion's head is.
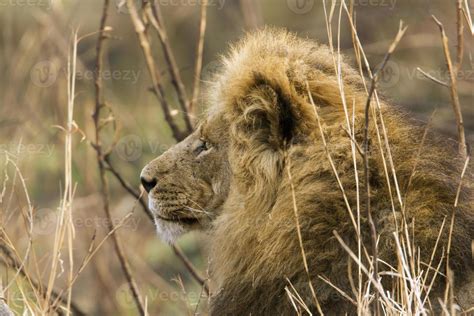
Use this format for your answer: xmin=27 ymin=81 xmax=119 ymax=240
xmin=140 ymin=113 xmax=231 ymax=243
xmin=140 ymin=29 xmax=342 ymax=244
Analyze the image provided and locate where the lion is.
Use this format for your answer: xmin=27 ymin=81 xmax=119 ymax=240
xmin=140 ymin=28 xmax=473 ymax=314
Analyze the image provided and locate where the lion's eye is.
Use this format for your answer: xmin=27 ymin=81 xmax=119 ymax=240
xmin=195 ymin=139 xmax=209 ymax=155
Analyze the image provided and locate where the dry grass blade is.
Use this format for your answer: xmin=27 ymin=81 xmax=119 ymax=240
xmin=462 ymin=0 xmax=474 ymax=35
xmin=0 ymin=243 xmax=85 ymax=315
xmin=332 ymin=230 xmax=402 ymax=314
xmin=416 ymin=68 xmax=449 ymax=87
xmin=361 ymin=21 xmax=406 ymax=316
xmin=285 ymin=154 xmax=323 ymax=314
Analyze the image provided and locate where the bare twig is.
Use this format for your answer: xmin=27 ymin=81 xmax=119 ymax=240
xmin=189 ymin=0 xmax=208 ymax=118
xmin=92 ymin=1 xmax=145 ymax=315
xmin=432 ymin=15 xmax=467 ymax=157
xmin=171 ymin=245 xmax=209 ymax=295
xmin=126 ymin=0 xmax=186 ymax=141
xmin=146 ymin=3 xmax=193 ymax=132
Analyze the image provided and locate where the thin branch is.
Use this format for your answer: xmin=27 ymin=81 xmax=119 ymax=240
xmin=432 ymin=15 xmax=467 ymax=157
xmin=93 ymin=1 xmax=145 ymax=315
xmin=171 ymin=245 xmax=209 ymax=295
xmin=189 ymin=0 xmax=208 ymax=119
xmin=146 ymin=3 xmax=193 ymax=132
xmin=126 ymin=0 xmax=186 ymax=141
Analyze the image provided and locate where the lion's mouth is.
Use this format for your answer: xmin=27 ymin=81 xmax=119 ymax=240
xmin=155 ymin=213 xmax=201 ymax=226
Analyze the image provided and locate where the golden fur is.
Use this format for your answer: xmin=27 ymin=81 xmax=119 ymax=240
xmin=141 ymin=28 xmax=473 ymax=314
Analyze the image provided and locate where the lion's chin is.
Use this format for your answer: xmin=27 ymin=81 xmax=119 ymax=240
xmin=154 ymin=217 xmax=188 ymax=244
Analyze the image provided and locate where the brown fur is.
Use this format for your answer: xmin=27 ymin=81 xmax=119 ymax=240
xmin=141 ymin=28 xmax=473 ymax=314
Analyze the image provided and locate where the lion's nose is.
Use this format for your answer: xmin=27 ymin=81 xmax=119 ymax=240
xmin=141 ymin=176 xmax=157 ymax=193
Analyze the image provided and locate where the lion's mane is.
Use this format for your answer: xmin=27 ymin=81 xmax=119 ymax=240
xmin=206 ymin=29 xmax=473 ymax=314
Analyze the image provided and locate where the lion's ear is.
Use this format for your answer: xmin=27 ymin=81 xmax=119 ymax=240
xmin=225 ymin=73 xmax=312 ymax=204
xmin=228 ymin=74 xmax=300 ymax=151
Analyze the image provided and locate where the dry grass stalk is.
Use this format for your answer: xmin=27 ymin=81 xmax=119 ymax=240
xmin=462 ymin=0 xmax=474 ymax=35
xmin=0 ymin=241 xmax=85 ymax=315
xmin=285 ymin=153 xmax=323 ymax=315
xmin=415 ymin=68 xmax=449 ymax=87
xmin=318 ymin=1 xmax=466 ymax=314
xmin=361 ymin=22 xmax=407 ymax=316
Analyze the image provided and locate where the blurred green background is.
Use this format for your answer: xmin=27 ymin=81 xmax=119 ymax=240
xmin=0 ymin=0 xmax=472 ymax=315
